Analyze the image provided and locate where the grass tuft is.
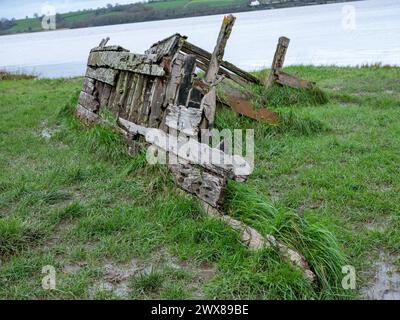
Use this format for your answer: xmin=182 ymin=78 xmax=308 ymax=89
xmin=0 ymin=218 xmax=44 ymax=257
xmin=206 ymin=247 xmax=316 ymax=299
xmin=82 ymin=125 xmax=128 ymax=163
xmin=251 ymin=83 xmax=329 ymax=109
xmin=224 ymin=181 xmax=347 ymax=294
xmin=130 ymin=268 xmax=164 ymax=294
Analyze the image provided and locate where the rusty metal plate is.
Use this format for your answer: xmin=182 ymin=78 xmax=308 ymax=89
xmin=226 ymin=94 xmax=279 ymax=124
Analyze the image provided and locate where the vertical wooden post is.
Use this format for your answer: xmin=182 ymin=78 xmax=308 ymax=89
xmin=265 ymin=36 xmax=290 ymax=87
xmin=202 ymin=14 xmax=236 ymax=128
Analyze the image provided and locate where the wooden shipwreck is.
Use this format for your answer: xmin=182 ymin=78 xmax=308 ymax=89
xmin=75 ymin=15 xmax=317 ymax=282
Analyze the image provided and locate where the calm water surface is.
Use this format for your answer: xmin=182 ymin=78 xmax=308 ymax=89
xmin=0 ymin=0 xmax=399 ymax=78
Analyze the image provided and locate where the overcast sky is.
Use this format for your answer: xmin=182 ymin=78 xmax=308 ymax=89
xmin=0 ymin=0 xmax=143 ymax=19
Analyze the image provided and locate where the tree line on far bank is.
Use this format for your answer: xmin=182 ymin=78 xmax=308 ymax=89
xmin=0 ymin=0 xmax=350 ymax=35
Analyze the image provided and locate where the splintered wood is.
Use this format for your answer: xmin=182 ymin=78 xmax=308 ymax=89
xmin=75 ymin=15 xmax=317 ymax=282
xmin=266 ymin=36 xmax=315 ymax=89
xmin=76 ymin=19 xmax=253 ymax=210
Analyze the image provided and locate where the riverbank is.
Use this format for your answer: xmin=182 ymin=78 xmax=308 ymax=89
xmin=0 ymin=65 xmax=399 ymax=299
xmin=0 ymin=0 xmax=357 ymax=36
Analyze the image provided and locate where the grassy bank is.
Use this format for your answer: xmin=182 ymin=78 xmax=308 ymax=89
xmin=0 ymin=65 xmax=399 ymax=299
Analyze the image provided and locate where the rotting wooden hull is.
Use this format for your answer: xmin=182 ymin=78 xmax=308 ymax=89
xmin=75 ymin=17 xmax=316 ymax=283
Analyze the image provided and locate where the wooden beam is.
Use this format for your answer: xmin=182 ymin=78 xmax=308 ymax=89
xmin=169 ymin=163 xmax=226 ymax=208
xmin=78 ymin=91 xmax=99 ymax=112
xmin=98 ymin=37 xmax=110 ymax=48
xmin=176 ymin=54 xmax=197 ymax=107
xmin=181 ymin=40 xmax=260 ymax=85
xmin=205 ymin=15 xmax=236 ymax=84
xmin=202 ymin=202 xmax=316 ymax=282
xmin=266 ymin=36 xmax=290 ymax=87
xmin=85 ymin=66 xmax=119 ymax=86
xmin=196 ymin=59 xmax=248 ymax=87
xmin=117 ymin=117 xmax=252 ymax=180
xmin=276 ymin=70 xmax=315 ymax=89
xmin=76 ymin=104 xmax=103 ymax=126
xmin=202 ymin=15 xmax=236 ymax=128
xmin=87 ymin=51 xmax=165 ymax=77
xmin=145 ymin=33 xmax=186 ymax=62
xmin=91 ymin=45 xmax=129 ymax=53
xmin=81 ymin=77 xmax=95 ymax=95
xmin=164 ymin=53 xmax=186 ymax=106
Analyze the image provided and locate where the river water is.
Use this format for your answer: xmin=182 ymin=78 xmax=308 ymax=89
xmin=0 ymin=0 xmax=399 ymax=78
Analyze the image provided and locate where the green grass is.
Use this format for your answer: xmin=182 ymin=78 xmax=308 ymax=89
xmin=6 ymin=18 xmax=43 ymax=34
xmin=0 ymin=65 xmax=399 ymax=299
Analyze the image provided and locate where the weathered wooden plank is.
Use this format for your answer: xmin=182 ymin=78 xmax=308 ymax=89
xmin=76 ymin=104 xmax=103 ymax=126
xmin=91 ymin=45 xmax=129 ymax=53
xmin=107 ymin=87 xmax=117 ymax=114
xmin=164 ymin=53 xmax=186 ymax=105
xmin=126 ymin=75 xmax=145 ymax=123
xmin=169 ymin=163 xmax=226 ymax=208
xmin=120 ymin=72 xmax=136 ymax=118
xmin=111 ymin=71 xmax=130 ymax=117
xmin=276 ymin=71 xmax=315 ymax=89
xmin=85 ymin=66 xmax=119 ymax=86
xmin=145 ymin=33 xmax=186 ymax=62
xmin=87 ymin=51 xmax=164 ymax=77
xmin=165 ymin=105 xmax=203 ymax=137
xmin=94 ymin=81 xmax=104 ymax=99
xmin=118 ymin=117 xmax=252 ymax=179
xmin=81 ymin=77 xmax=95 ymax=95
xmin=88 ymin=50 xmax=126 ymax=67
xmin=78 ymin=91 xmax=99 ymax=112
xmin=202 ymin=15 xmax=236 ymax=128
xmin=205 ymin=15 xmax=236 ymax=84
xmin=98 ymin=37 xmax=110 ymax=48
xmin=272 ymin=37 xmax=290 ymax=70
xmin=181 ymin=40 xmax=260 ymax=85
xmin=125 ymin=74 xmax=139 ymax=121
xmin=202 ymin=202 xmax=316 ymax=282
xmin=117 ymin=117 xmax=148 ymax=136
xmin=196 ymin=59 xmax=248 ymax=87
xmin=176 ymin=54 xmax=197 ymax=107
xmin=99 ymin=83 xmax=113 ymax=108
xmin=138 ymin=78 xmax=155 ymax=127
xmin=135 ymin=77 xmax=151 ymax=126
xmin=266 ymin=36 xmax=290 ymax=87
xmin=148 ymin=78 xmax=167 ymax=128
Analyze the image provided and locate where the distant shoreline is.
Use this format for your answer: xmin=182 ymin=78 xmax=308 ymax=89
xmin=0 ymin=0 xmax=362 ymax=37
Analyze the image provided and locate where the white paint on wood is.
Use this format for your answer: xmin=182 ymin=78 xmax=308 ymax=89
xmin=118 ymin=117 xmax=252 ymax=179
xmin=165 ymin=104 xmax=203 ymax=137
